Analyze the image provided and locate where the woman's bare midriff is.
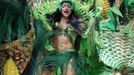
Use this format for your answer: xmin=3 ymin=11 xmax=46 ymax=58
xmin=52 ymin=35 xmax=74 ymax=51
xmin=43 ymin=35 xmax=75 ymax=75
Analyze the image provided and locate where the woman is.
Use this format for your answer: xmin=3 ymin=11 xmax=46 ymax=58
xmin=41 ymin=0 xmax=85 ymax=75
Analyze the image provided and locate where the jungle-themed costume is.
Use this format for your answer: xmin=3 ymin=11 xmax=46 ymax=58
xmin=32 ymin=0 xmax=85 ymax=75
xmin=0 ymin=0 xmax=134 ymax=75
xmin=21 ymin=0 xmax=134 ymax=75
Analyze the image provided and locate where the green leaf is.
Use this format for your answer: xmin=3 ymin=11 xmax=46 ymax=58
xmin=99 ymin=19 xmax=116 ymax=31
xmin=94 ymin=31 xmax=104 ymax=48
xmin=110 ymin=6 xmax=123 ymax=17
xmin=121 ymin=27 xmax=131 ymax=34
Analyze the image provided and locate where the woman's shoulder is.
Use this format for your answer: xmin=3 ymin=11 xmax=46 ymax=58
xmin=78 ymin=18 xmax=85 ymax=31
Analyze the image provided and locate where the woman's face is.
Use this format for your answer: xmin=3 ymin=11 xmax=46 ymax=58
xmin=61 ymin=2 xmax=72 ymax=18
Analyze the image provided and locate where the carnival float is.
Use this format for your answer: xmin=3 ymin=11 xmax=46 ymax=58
xmin=0 ymin=0 xmax=134 ymax=75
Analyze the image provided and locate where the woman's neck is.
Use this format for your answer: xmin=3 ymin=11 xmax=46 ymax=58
xmin=61 ymin=17 xmax=69 ymax=23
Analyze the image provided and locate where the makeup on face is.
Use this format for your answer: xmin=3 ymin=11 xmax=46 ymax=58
xmin=61 ymin=2 xmax=72 ymax=18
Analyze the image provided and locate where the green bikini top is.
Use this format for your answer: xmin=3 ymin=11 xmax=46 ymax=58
xmin=52 ymin=22 xmax=79 ymax=43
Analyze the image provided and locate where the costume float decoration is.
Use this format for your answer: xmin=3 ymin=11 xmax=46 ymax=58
xmin=4 ymin=51 xmax=20 ymax=75
xmin=25 ymin=0 xmax=134 ymax=75
xmin=0 ymin=0 xmax=35 ymax=75
xmin=94 ymin=0 xmax=134 ymax=75
xmin=0 ymin=0 xmax=134 ymax=75
xmin=30 ymin=0 xmax=100 ymax=75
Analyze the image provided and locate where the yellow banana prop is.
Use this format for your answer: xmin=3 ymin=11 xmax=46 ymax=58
xmin=4 ymin=57 xmax=20 ymax=75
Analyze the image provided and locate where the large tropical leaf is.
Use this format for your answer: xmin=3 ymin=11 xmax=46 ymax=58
xmin=110 ymin=6 xmax=123 ymax=17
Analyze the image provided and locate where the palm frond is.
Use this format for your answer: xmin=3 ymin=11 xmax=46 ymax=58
xmin=0 ymin=5 xmax=30 ymax=44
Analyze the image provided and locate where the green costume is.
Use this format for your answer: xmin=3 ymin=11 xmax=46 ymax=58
xmin=42 ymin=49 xmax=84 ymax=75
xmin=32 ymin=0 xmax=86 ymax=75
xmin=1 ymin=0 xmax=134 ymax=75
xmin=31 ymin=0 xmax=134 ymax=75
xmin=41 ymin=21 xmax=85 ymax=75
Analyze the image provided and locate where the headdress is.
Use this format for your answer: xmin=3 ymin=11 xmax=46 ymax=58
xmin=57 ymin=0 xmax=73 ymax=10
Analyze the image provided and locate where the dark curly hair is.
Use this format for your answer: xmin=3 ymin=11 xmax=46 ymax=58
xmin=46 ymin=1 xmax=82 ymax=33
